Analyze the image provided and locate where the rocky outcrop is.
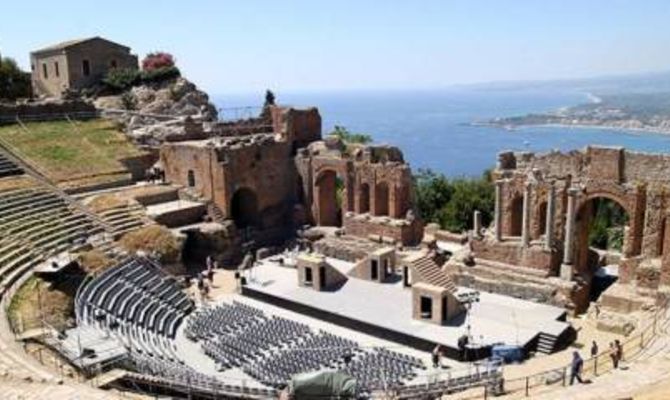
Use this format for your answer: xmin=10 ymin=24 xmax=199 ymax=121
xmin=95 ymin=77 xmax=217 ymax=119
xmin=95 ymin=77 xmax=217 ymax=145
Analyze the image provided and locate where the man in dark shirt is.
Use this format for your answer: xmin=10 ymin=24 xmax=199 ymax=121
xmin=570 ymin=351 xmax=584 ymax=385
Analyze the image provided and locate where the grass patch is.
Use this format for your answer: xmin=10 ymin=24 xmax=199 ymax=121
xmin=0 ymin=119 xmax=145 ymax=188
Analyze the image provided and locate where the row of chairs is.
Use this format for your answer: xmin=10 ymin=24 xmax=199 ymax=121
xmin=76 ymin=257 xmax=193 ymax=339
xmin=185 ymin=301 xmax=265 ymax=340
xmin=185 ymin=302 xmax=427 ymax=391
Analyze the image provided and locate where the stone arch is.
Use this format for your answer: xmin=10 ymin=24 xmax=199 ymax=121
xmin=315 ymin=169 xmax=342 ymax=226
xmin=358 ymin=183 xmax=370 ymax=214
xmin=509 ymin=195 xmax=523 ymax=236
xmin=574 ymin=194 xmax=630 ymax=300
xmin=230 ymin=187 xmax=259 ymax=229
xmin=576 ymin=188 xmax=643 ymax=255
xmin=374 ymin=182 xmax=390 ymax=216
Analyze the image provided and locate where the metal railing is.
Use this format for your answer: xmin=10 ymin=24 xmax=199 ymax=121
xmin=0 ymin=111 xmax=100 ymax=124
xmin=456 ymin=300 xmax=670 ymax=399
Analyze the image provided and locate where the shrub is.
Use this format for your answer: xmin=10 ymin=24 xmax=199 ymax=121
xmin=121 ymin=92 xmax=137 ymax=110
xmin=102 ymin=68 xmax=140 ymax=92
xmin=329 ymin=125 xmax=372 ymax=144
xmin=142 ymin=52 xmax=176 ymax=71
xmin=140 ymin=66 xmax=181 ymax=83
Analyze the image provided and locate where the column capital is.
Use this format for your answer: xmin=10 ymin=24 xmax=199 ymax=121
xmin=567 ymin=187 xmax=580 ymax=196
xmin=495 ymin=179 xmax=505 ymax=187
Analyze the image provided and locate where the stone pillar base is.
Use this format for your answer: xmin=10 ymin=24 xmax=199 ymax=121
xmin=560 ymin=263 xmax=574 ymax=281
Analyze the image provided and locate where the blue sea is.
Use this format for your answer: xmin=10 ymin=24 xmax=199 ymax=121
xmin=213 ymin=88 xmax=670 ymax=177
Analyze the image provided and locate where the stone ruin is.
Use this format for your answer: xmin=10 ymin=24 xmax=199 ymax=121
xmin=157 ymin=104 xmax=422 ymax=265
xmin=459 ymin=145 xmax=670 ymax=314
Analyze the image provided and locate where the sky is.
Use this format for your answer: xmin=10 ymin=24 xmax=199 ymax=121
xmin=1 ymin=0 xmax=670 ymax=94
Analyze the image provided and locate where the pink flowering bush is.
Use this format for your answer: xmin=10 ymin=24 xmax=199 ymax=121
xmin=142 ymin=52 xmax=175 ymax=71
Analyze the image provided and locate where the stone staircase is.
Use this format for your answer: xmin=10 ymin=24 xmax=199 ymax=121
xmin=536 ymin=332 xmax=559 ymax=354
xmin=410 ymin=254 xmax=457 ymax=292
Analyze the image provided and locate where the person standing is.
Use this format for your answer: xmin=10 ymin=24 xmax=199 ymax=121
xmin=614 ymin=339 xmax=623 ymax=368
xmin=432 ymin=345 xmax=441 ymax=368
xmin=590 ymin=340 xmax=599 ymax=358
xmin=609 ymin=342 xmax=618 ymax=369
xmin=570 ymin=351 xmax=584 ymax=385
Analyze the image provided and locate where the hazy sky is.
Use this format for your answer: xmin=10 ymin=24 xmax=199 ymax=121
xmin=2 ymin=1 xmax=669 ymax=94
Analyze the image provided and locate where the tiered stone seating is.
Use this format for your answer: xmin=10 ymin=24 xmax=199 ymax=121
xmin=0 ymin=184 xmax=102 ymax=293
xmin=0 ymin=153 xmax=23 ymax=178
xmin=96 ymin=202 xmax=151 ymax=238
xmin=0 ymin=177 xmax=107 ymax=384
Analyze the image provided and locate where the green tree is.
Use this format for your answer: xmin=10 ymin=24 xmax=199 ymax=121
xmin=588 ymin=198 xmax=627 ymax=251
xmin=329 ymin=125 xmax=372 ymax=144
xmin=0 ymin=57 xmax=31 ymax=100
xmin=414 ymin=169 xmax=494 ymax=232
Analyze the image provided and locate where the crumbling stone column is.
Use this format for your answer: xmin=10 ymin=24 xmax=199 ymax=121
xmin=494 ymin=180 xmax=504 ymax=241
xmin=521 ymin=182 xmax=532 ymax=247
xmin=473 ymin=210 xmax=482 ymax=238
xmin=544 ymin=183 xmax=556 ymax=250
xmin=560 ymin=187 xmax=579 ymax=280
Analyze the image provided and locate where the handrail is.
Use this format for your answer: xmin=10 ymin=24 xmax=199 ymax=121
xmin=463 ymin=299 xmax=670 ymax=399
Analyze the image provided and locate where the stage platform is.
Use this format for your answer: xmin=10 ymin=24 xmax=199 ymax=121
xmin=242 ymin=258 xmax=572 ymax=360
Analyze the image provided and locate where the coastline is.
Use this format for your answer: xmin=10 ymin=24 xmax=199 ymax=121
xmin=510 ymin=122 xmax=670 ymax=136
xmin=472 ymin=121 xmax=670 ymax=137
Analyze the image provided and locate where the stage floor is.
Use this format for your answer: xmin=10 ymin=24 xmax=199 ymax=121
xmin=244 ymin=258 xmax=570 ymax=351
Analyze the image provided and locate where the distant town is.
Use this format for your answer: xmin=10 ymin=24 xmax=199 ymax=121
xmin=485 ymin=91 xmax=670 ymax=134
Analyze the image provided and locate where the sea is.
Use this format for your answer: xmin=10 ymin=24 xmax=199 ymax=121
xmin=213 ymin=87 xmax=670 ymax=178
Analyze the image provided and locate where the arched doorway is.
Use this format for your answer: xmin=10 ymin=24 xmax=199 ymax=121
xmin=359 ymin=183 xmax=370 ymax=213
xmin=187 ymin=170 xmax=195 ymax=187
xmin=374 ymin=182 xmax=389 ymax=216
xmin=509 ymin=196 xmax=523 ymax=236
xmin=316 ymin=170 xmax=343 ymax=226
xmin=231 ymin=188 xmax=259 ymax=229
xmin=574 ymin=196 xmax=628 ymax=301
xmin=536 ymin=201 xmax=548 ymax=238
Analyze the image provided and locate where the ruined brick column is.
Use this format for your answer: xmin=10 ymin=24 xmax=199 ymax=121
xmin=494 ymin=180 xmax=504 ymax=241
xmin=521 ymin=182 xmax=532 ymax=247
xmin=560 ymin=187 xmax=579 ymax=280
xmin=544 ymin=183 xmax=556 ymax=250
xmin=473 ymin=210 xmax=482 ymax=238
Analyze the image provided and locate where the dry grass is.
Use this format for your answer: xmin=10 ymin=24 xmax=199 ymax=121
xmin=8 ymin=276 xmax=75 ymax=332
xmin=87 ymin=193 xmax=131 ymax=213
xmin=0 ymin=118 xmax=145 ymax=188
xmin=77 ymin=249 xmax=116 ymax=275
xmin=0 ymin=175 xmax=38 ymax=192
xmin=118 ymin=225 xmax=182 ymax=263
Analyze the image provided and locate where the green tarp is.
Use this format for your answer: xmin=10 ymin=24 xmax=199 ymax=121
xmin=289 ymin=370 xmax=358 ymax=399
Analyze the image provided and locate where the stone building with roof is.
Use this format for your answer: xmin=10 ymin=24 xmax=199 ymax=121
xmin=30 ymin=37 xmax=138 ymax=98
